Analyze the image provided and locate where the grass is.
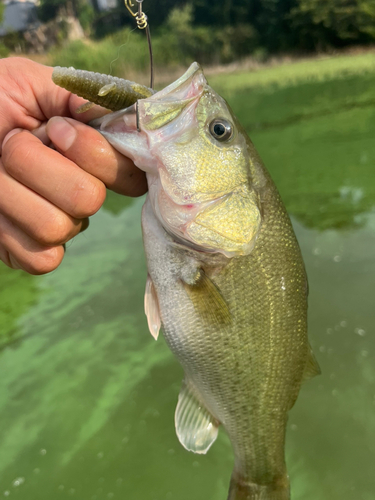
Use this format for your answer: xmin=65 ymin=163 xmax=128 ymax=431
xmin=209 ymin=50 xmax=375 ymax=92
xmin=48 ymin=30 xmax=151 ymax=81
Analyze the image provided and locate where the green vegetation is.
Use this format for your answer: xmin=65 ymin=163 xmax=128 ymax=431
xmin=2 ymin=0 xmax=375 ymax=59
xmin=36 ymin=0 xmax=375 ymax=57
xmin=290 ymin=0 xmax=375 ymax=50
xmin=48 ymin=30 xmax=150 ymax=76
xmin=37 ymin=0 xmax=96 ymax=31
xmin=210 ymin=52 xmax=375 ymax=92
xmin=47 ymin=5 xmax=259 ymax=76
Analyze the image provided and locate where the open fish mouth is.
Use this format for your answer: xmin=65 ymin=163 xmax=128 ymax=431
xmin=90 ymin=62 xmax=205 ymax=174
xmin=91 ymin=63 xmax=205 ymax=131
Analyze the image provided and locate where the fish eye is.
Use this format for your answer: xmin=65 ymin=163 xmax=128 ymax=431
xmin=209 ymin=119 xmax=233 ymax=142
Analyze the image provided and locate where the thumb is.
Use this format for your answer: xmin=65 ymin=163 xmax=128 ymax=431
xmin=47 ymin=117 xmax=77 ymax=152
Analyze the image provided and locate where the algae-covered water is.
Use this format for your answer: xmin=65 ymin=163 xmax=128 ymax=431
xmin=1 ymin=54 xmax=375 ymax=499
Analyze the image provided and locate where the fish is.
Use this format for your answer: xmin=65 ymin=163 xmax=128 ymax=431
xmin=53 ymin=62 xmax=320 ymax=500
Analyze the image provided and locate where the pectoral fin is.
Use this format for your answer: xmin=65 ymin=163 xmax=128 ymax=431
xmin=144 ymin=275 xmax=161 ymax=340
xmin=302 ymin=346 xmax=321 ymax=382
xmin=175 ymin=380 xmax=219 ymax=454
xmin=183 ymin=270 xmax=231 ymax=326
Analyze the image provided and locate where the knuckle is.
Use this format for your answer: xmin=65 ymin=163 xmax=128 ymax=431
xmin=71 ymin=180 xmax=106 ymax=218
xmin=35 ymin=213 xmax=75 ymax=246
xmin=26 ymin=247 xmax=64 ymax=275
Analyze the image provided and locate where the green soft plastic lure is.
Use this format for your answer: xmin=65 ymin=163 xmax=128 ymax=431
xmin=52 ymin=66 xmax=154 ymax=111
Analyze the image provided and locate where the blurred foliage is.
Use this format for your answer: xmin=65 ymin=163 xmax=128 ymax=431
xmin=76 ymin=1 xmax=96 ymax=32
xmin=3 ymin=0 xmax=375 ymax=57
xmin=49 ymin=4 xmax=258 ymax=72
xmin=290 ymin=0 xmax=375 ymax=50
xmin=0 ymin=1 xmax=4 ymax=25
xmin=38 ymin=0 xmax=95 ymax=34
xmin=48 ymin=29 xmax=149 ymax=75
xmin=38 ymin=0 xmax=70 ymax=21
xmin=1 ymin=30 xmax=27 ymax=53
xmin=0 ymin=42 xmax=9 ymax=57
xmin=189 ymin=0 xmax=375 ymax=52
xmin=155 ymin=4 xmax=257 ymax=65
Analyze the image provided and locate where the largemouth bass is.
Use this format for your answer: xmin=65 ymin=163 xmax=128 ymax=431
xmin=54 ymin=63 xmax=320 ymax=500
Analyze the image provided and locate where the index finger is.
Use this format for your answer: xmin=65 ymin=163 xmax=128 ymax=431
xmin=0 ymin=58 xmax=109 ymax=145
xmin=46 ymin=116 xmax=147 ymax=197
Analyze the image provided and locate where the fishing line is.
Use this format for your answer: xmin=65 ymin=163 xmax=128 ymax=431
xmin=124 ymin=0 xmax=154 ymax=89
xmin=108 ymin=27 xmax=137 ymax=76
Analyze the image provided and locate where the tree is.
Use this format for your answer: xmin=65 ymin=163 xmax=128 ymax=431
xmin=0 ymin=1 xmax=5 ymax=25
xmin=290 ymin=0 xmax=375 ymax=49
xmin=38 ymin=0 xmax=94 ymax=30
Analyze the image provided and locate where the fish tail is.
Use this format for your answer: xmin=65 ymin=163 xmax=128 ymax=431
xmin=227 ymin=473 xmax=290 ymax=500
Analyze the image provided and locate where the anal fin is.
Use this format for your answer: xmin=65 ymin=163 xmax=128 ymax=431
xmin=144 ymin=275 xmax=161 ymax=340
xmin=175 ymin=380 xmax=219 ymax=454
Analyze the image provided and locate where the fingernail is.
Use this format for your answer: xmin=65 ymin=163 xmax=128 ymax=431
xmin=2 ymin=128 xmax=23 ymax=149
xmin=47 ymin=117 xmax=77 ymax=152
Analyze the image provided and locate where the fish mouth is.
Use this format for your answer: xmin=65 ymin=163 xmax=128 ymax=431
xmin=91 ymin=102 xmax=138 ymax=131
xmin=92 ymin=62 xmax=206 ymax=133
xmin=90 ymin=63 xmax=207 ymax=172
xmin=146 ymin=62 xmax=206 ymax=102
xmin=137 ymin=62 xmax=206 ymax=133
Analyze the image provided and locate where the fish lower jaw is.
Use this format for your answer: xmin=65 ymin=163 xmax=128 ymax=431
xmin=149 ymin=181 xmax=255 ymax=258
xmin=155 ymin=216 xmax=243 ymax=261
xmin=155 ymin=209 xmax=233 ymax=258
xmin=156 ymin=202 xmax=253 ymax=258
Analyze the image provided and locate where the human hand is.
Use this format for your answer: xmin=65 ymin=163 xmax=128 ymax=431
xmin=0 ymin=57 xmax=147 ymax=274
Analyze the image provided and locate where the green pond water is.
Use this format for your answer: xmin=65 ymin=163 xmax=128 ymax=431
xmin=0 ymin=56 xmax=375 ymax=499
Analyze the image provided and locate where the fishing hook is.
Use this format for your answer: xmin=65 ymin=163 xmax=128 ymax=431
xmin=124 ymin=0 xmax=154 ymax=89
